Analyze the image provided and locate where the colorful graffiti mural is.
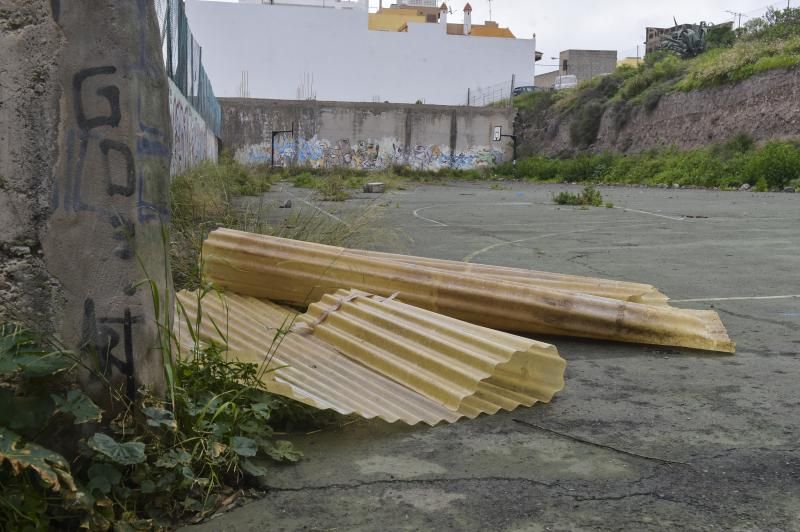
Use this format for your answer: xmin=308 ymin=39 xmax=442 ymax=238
xmin=235 ymin=135 xmax=503 ymax=171
xmin=169 ymin=80 xmax=218 ymax=176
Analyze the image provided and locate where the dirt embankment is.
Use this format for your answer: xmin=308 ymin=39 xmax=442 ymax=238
xmin=517 ymin=67 xmax=800 ymax=156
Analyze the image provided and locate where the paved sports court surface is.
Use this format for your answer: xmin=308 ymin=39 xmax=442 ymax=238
xmin=196 ymin=182 xmax=799 ymax=531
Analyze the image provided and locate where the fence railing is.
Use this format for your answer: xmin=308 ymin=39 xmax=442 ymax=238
xmin=154 ymin=0 xmax=222 ymax=137
xmin=467 ymin=77 xmax=516 ymax=107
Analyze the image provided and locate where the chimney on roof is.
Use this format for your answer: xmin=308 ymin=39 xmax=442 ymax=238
xmin=463 ymin=2 xmax=472 ymax=35
xmin=440 ymin=2 xmax=448 ymax=28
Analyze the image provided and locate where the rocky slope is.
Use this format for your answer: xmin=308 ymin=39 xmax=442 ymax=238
xmin=517 ymin=67 xmax=800 ymax=156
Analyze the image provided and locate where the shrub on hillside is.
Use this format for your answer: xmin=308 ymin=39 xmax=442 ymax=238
xmin=741 ymin=7 xmax=800 ymax=42
xmin=569 ymin=101 xmax=606 ymax=148
xmin=618 ymin=55 xmax=685 ymax=101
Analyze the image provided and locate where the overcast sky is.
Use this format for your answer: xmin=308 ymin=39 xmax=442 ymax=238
xmin=424 ymin=0 xmax=789 ymax=72
xmin=213 ymin=0 xmax=791 ymax=74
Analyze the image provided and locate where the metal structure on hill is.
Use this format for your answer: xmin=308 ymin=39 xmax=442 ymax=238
xmin=661 ymin=21 xmax=711 ymax=58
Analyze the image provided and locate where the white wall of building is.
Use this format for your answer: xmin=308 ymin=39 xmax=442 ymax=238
xmin=238 ymin=0 xmax=367 ymax=9
xmin=186 ymin=0 xmax=535 ymax=105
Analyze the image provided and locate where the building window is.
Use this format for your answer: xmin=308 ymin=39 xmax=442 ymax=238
xmin=562 ymin=59 xmax=568 ymax=74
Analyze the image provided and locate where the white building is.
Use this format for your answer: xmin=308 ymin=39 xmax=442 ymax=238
xmin=185 ymin=0 xmax=537 ymax=104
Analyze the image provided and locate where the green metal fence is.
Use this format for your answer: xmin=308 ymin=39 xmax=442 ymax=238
xmin=155 ymin=0 xmax=221 ymax=137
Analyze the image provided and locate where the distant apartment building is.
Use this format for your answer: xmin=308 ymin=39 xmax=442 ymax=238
xmin=370 ymin=1 xmax=515 ymax=37
xmin=557 ymin=49 xmax=617 ymax=83
xmin=185 ymin=0 xmax=538 ymax=104
xmin=534 ymin=49 xmax=618 ymax=89
xmin=534 ymin=70 xmax=559 ymax=88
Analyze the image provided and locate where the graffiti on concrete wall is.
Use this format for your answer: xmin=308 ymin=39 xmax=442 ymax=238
xmin=235 ymin=135 xmax=503 ymax=171
xmin=169 ymin=80 xmax=218 ymax=176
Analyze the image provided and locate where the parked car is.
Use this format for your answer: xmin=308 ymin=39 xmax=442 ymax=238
xmin=512 ymin=85 xmax=536 ymax=97
xmin=553 ymin=75 xmax=578 ymax=91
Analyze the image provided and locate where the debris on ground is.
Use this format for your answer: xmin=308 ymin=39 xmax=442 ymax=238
xmin=174 ymin=289 xmax=566 ymax=425
xmin=363 ymin=182 xmax=386 ymax=193
xmin=202 ymin=229 xmax=735 ymax=353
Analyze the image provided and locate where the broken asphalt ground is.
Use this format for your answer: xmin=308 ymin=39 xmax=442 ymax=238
xmin=190 ymin=183 xmax=800 ymax=531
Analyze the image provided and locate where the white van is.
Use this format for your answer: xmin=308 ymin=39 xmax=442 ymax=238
xmin=553 ymin=75 xmax=578 ymax=91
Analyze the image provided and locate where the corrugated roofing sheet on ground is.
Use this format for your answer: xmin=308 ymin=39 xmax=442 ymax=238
xmin=174 ymin=289 xmax=566 ymax=425
xmin=344 ymin=247 xmax=670 ymax=305
xmin=202 ymin=229 xmax=735 ymax=353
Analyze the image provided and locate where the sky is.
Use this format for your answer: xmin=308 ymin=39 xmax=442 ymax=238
xmin=214 ymin=0 xmax=791 ymax=74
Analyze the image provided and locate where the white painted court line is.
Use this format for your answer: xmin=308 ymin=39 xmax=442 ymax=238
xmin=282 ymin=187 xmax=350 ymax=227
xmin=461 ymin=221 xmax=661 ymax=263
xmin=672 ymin=295 xmax=800 ymax=303
xmin=615 ymin=207 xmax=686 ymax=222
xmin=412 ymin=202 xmax=534 ymax=227
xmin=412 ymin=205 xmax=451 ymax=227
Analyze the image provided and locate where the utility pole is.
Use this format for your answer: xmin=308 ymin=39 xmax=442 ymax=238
xmin=726 ymin=10 xmax=746 ymax=29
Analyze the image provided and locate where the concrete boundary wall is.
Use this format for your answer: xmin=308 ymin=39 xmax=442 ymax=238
xmin=221 ymin=99 xmax=516 ymax=171
xmin=169 ymin=79 xmax=218 ymax=176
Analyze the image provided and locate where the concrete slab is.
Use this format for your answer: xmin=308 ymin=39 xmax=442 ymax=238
xmin=199 ymin=182 xmax=800 ymax=531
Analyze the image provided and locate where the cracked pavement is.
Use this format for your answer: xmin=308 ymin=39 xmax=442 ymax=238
xmin=191 ymin=183 xmax=800 ymax=531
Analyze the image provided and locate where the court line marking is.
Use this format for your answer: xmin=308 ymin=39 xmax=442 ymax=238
xmin=615 ymin=207 xmax=686 ymax=222
xmin=671 ymin=295 xmax=800 ymax=303
xmin=461 ymin=222 xmax=661 ymax=263
xmin=413 ymin=202 xmax=533 ymax=227
xmin=281 ymin=187 xmax=350 ymax=227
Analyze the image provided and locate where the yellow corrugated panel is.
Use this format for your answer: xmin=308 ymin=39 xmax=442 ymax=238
xmin=301 ymin=289 xmax=566 ymax=414
xmin=175 ymin=291 xmax=461 ymax=425
xmin=343 ymin=247 xmax=669 ymax=305
xmin=202 ymin=229 xmax=735 ymax=353
xmin=174 ymin=290 xmax=566 ymax=425
xmin=202 ymin=232 xmax=666 ymax=304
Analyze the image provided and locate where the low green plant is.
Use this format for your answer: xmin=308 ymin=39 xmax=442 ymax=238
xmin=292 ymin=172 xmax=317 ymax=188
xmin=0 ymin=308 xmax=310 ymax=529
xmin=553 ymin=186 xmax=604 ymax=207
xmin=315 ymin=175 xmax=351 ymax=202
xmin=742 ymin=141 xmax=800 ymax=188
xmin=171 ymin=158 xmax=274 ymax=291
xmin=500 ymin=138 xmax=800 ymax=191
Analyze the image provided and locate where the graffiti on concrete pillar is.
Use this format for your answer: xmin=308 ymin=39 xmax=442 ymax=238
xmin=56 ymin=65 xmax=169 ymax=394
xmin=43 ymin=0 xmax=172 ymax=399
xmin=80 ymin=299 xmax=139 ymax=402
xmin=61 ymin=66 xmax=170 ymax=222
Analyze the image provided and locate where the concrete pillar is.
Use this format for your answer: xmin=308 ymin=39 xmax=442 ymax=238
xmin=0 ymin=0 xmax=172 ymax=400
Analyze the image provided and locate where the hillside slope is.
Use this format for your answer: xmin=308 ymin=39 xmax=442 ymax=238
xmin=516 ymin=8 xmax=800 ymax=157
xmin=517 ymin=66 xmax=800 ymax=156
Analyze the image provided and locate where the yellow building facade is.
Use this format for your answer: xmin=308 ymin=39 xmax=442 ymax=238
xmin=368 ymin=3 xmax=515 ymax=38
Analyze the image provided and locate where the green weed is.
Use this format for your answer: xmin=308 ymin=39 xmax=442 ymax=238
xmin=554 ymin=186 xmax=604 ymax=207
xmin=499 ymin=139 xmax=800 ymax=190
